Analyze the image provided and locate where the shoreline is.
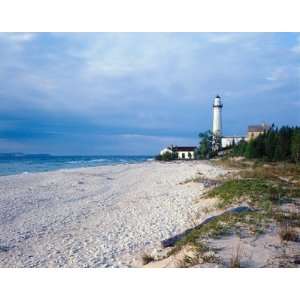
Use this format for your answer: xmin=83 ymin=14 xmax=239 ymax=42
xmin=0 ymin=160 xmax=227 ymax=267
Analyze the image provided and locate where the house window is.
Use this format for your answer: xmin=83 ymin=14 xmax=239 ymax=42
xmin=188 ymin=152 xmax=192 ymax=159
xmin=181 ymin=153 xmax=185 ymax=159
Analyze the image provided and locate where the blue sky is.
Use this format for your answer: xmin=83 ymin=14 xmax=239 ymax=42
xmin=0 ymin=32 xmax=299 ymax=155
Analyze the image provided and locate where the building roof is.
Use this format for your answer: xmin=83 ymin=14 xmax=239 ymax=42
xmin=248 ymin=123 xmax=271 ymax=132
xmin=172 ymin=146 xmax=197 ymax=152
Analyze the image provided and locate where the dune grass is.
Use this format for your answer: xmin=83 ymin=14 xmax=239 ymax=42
xmin=171 ymin=210 xmax=268 ymax=255
xmin=166 ymin=159 xmax=300 ymax=267
xmin=207 ymin=178 xmax=282 ymax=209
xmin=141 ymin=253 xmax=155 ymax=265
xmin=207 ymin=160 xmax=300 ymax=210
xmin=279 ymin=224 xmax=299 ymax=242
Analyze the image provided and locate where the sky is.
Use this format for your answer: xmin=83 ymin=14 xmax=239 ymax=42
xmin=0 ymin=32 xmax=299 ymax=155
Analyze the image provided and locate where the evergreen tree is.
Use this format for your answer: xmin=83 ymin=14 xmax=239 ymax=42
xmin=245 ymin=140 xmax=256 ymax=159
xmin=291 ymin=128 xmax=300 ymax=163
xmin=264 ymin=127 xmax=277 ymax=160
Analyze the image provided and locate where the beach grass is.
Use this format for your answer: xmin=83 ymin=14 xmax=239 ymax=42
xmin=207 ymin=159 xmax=300 ymax=210
xmin=141 ymin=253 xmax=155 ymax=265
xmin=164 ymin=159 xmax=300 ymax=267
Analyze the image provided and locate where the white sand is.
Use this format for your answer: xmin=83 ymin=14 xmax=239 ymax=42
xmin=0 ymin=161 xmax=226 ymax=267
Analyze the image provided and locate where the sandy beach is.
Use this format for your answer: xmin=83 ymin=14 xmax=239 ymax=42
xmin=0 ymin=161 xmax=226 ymax=267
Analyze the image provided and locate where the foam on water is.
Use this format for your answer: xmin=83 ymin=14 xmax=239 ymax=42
xmin=0 ymin=155 xmax=153 ymax=176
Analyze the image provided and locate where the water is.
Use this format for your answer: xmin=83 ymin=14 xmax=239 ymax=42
xmin=0 ymin=154 xmax=154 ymax=176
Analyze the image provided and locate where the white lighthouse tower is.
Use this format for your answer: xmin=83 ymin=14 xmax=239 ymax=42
xmin=212 ymin=95 xmax=223 ymax=137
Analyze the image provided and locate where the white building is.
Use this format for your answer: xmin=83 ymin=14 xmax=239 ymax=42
xmin=222 ymin=136 xmax=245 ymax=148
xmin=160 ymin=146 xmax=197 ymax=160
xmin=173 ymin=146 xmax=196 ymax=160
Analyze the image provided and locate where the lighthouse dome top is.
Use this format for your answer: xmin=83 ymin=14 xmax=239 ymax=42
xmin=213 ymin=95 xmax=222 ymax=107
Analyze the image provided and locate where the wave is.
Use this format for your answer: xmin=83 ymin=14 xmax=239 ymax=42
xmin=89 ymin=158 xmax=109 ymax=163
xmin=0 ymin=155 xmax=153 ymax=176
xmin=66 ymin=160 xmax=86 ymax=164
xmin=66 ymin=159 xmax=109 ymax=164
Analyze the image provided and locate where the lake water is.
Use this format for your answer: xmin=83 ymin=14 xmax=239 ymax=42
xmin=0 ymin=154 xmax=153 ymax=176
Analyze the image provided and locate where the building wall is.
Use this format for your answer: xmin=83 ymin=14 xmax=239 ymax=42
xmin=247 ymin=131 xmax=263 ymax=141
xmin=177 ymin=151 xmax=195 ymax=160
xmin=222 ymin=137 xmax=245 ymax=148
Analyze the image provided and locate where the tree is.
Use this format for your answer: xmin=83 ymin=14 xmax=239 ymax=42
xmin=264 ymin=127 xmax=277 ymax=160
xmin=274 ymin=126 xmax=292 ymax=160
xmin=291 ymin=128 xmax=300 ymax=163
xmin=198 ymin=130 xmax=214 ymax=159
xmin=245 ymin=140 xmax=256 ymax=159
xmin=232 ymin=140 xmax=247 ymax=156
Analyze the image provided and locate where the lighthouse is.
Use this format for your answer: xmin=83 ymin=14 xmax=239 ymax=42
xmin=212 ymin=95 xmax=223 ymax=137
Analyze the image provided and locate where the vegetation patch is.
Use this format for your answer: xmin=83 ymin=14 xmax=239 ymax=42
xmin=171 ymin=210 xmax=268 ymax=255
xmin=207 ymin=178 xmax=281 ymax=209
xmin=274 ymin=212 xmax=300 ymax=227
xmin=279 ymin=224 xmax=299 ymax=242
xmin=229 ymin=244 xmax=242 ymax=268
xmin=155 ymin=152 xmax=177 ymax=161
xmin=165 ymin=159 xmax=300 ymax=267
xmin=211 ymin=158 xmax=252 ymax=170
xmin=141 ymin=253 xmax=155 ymax=265
xmin=180 ymin=175 xmax=203 ymax=185
xmin=202 ymin=251 xmax=220 ymax=264
xmin=206 ymin=161 xmax=300 ymax=210
xmin=180 ymin=253 xmax=201 ymax=268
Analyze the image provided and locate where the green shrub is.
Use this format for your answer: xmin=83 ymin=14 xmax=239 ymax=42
xmin=155 ymin=151 xmax=177 ymax=161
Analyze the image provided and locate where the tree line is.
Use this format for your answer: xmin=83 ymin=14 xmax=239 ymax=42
xmin=156 ymin=125 xmax=300 ymax=163
xmin=231 ymin=125 xmax=300 ymax=163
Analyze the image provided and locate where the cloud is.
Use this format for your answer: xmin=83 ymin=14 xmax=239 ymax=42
xmin=5 ymin=32 xmax=36 ymax=42
xmin=0 ymin=33 xmax=37 ymax=54
xmin=266 ymin=67 xmax=289 ymax=81
xmin=0 ymin=33 xmax=299 ymax=154
xmin=291 ymin=35 xmax=300 ymax=54
xmin=205 ymin=33 xmax=248 ymax=44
